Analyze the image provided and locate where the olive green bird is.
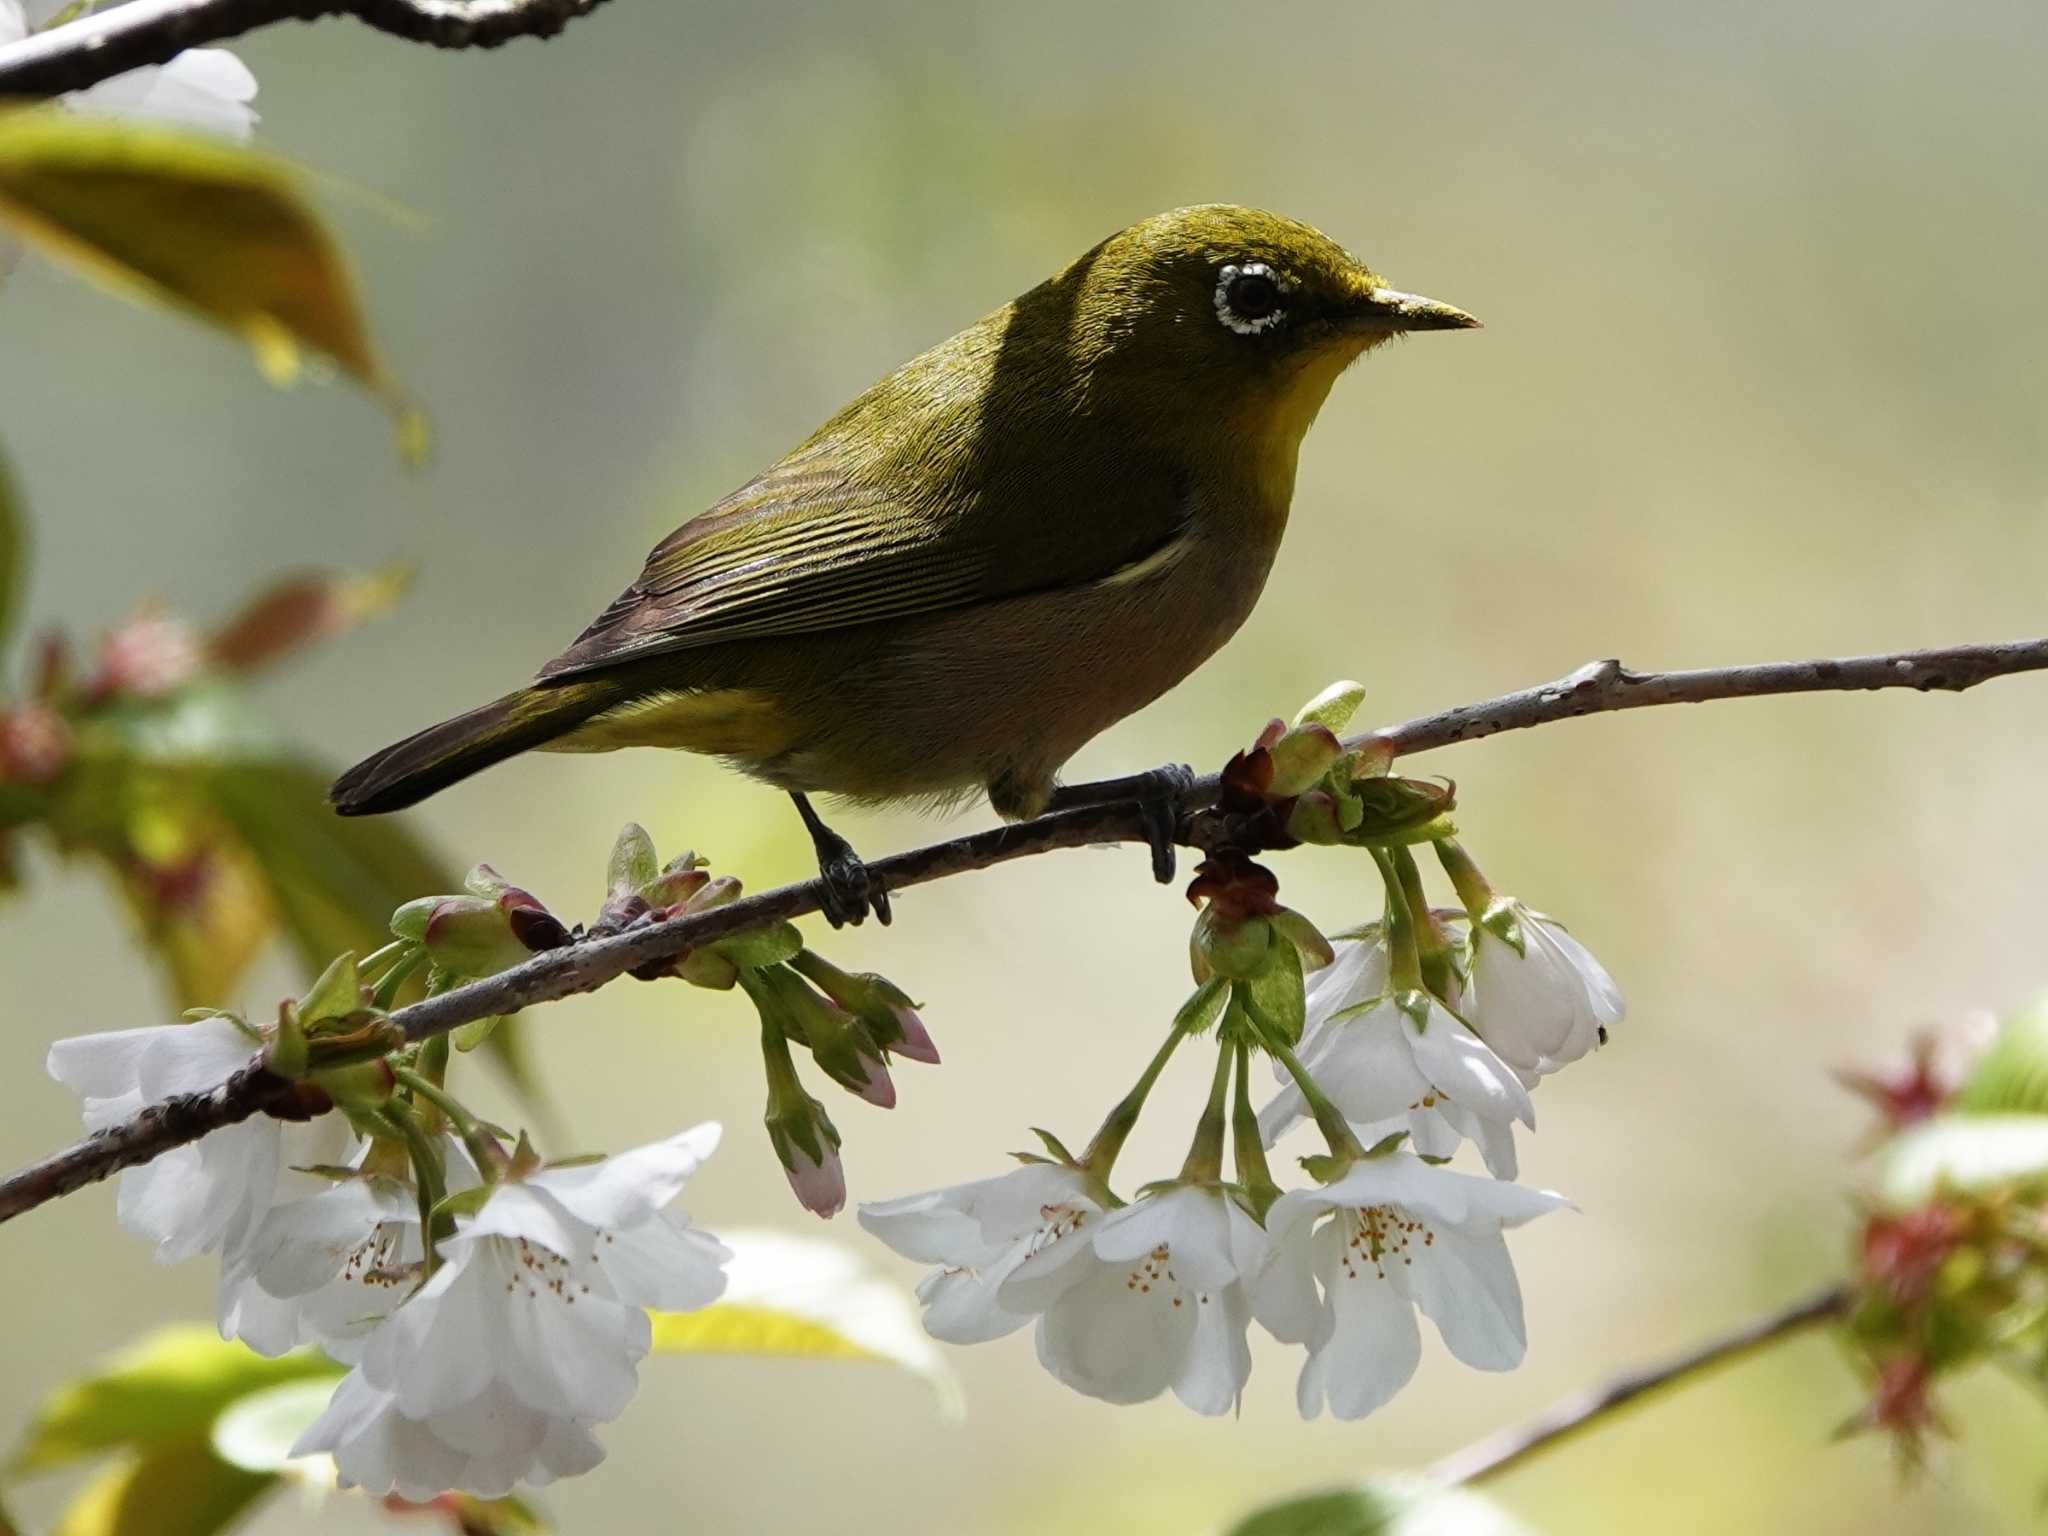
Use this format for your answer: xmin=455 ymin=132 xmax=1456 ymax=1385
xmin=331 ymin=204 xmax=1477 ymax=926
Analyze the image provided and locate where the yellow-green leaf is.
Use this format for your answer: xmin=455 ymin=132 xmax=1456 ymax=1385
xmin=12 ymin=1324 xmax=339 ymax=1474
xmin=1222 ymin=1479 xmax=1534 ymax=1536
xmin=1953 ymin=992 xmax=2048 ymax=1117
xmin=49 ymin=1433 xmax=272 ymax=1536
xmin=650 ymin=1228 xmax=960 ymax=1416
xmin=1880 ymin=1113 xmax=2048 ymax=1208
xmin=0 ymin=109 xmax=420 ymax=452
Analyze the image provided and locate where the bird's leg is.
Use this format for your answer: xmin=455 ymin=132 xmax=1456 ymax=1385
xmin=790 ymin=792 xmax=891 ymax=929
xmin=1045 ymin=763 xmax=1196 ymax=884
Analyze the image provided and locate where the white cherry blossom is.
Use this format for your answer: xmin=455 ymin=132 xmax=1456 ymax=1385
xmin=291 ymin=1123 xmax=728 ymax=1499
xmin=47 ymin=1015 xmax=357 ymax=1266
xmin=1259 ymin=988 xmax=1533 ymax=1178
xmin=1465 ymin=903 xmax=1624 ymax=1073
xmin=859 ymin=1161 xmax=1109 ymax=1344
xmin=1253 ymin=1151 xmax=1569 ymax=1420
xmin=1010 ymin=1182 xmax=1266 ymax=1414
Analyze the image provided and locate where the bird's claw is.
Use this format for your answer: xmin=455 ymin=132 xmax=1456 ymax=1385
xmin=1135 ymin=763 xmax=1195 ymax=884
xmin=816 ymin=840 xmax=892 ymax=929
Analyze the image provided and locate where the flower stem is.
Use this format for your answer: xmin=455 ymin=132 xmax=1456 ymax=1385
xmin=1392 ymin=845 xmax=1458 ymax=1004
xmin=1230 ymin=1040 xmax=1282 ymax=1218
xmin=392 ymin=1065 xmax=509 ymax=1180
xmin=1433 ymin=837 xmax=1497 ymax=921
xmin=1178 ymin=1042 xmax=1234 ymax=1183
xmin=1268 ymin=1038 xmax=1367 ymax=1162
xmin=381 ymin=1103 xmax=449 ymax=1274
xmin=1370 ymin=846 xmax=1427 ymax=994
xmin=1426 ymin=1282 xmax=1849 ymax=1487
xmin=1081 ymin=1024 xmax=1188 ymax=1183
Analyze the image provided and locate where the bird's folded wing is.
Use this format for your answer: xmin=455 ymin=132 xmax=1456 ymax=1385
xmin=536 ymin=440 xmax=1189 ymax=681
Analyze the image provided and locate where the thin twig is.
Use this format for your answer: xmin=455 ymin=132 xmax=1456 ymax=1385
xmin=1427 ymin=1282 xmax=1851 ymax=1487
xmin=0 ymin=0 xmax=615 ymax=98
xmin=1 ymin=636 xmax=2044 ymax=1226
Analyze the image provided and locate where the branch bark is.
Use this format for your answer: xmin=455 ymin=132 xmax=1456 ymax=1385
xmin=1426 ymin=1282 xmax=1852 ymax=1487
xmin=0 ymin=0 xmax=615 ymax=98
xmin=1 ymin=635 xmax=2043 ymax=1225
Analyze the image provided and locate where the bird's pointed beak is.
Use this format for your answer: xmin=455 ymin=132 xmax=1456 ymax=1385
xmin=1343 ymin=286 xmax=1481 ymax=333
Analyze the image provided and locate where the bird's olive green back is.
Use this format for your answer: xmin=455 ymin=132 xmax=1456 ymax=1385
xmin=538 ymin=206 xmax=1383 ymax=683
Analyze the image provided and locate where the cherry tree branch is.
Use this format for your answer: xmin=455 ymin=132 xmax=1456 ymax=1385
xmin=1426 ymin=1282 xmax=1852 ymax=1487
xmin=1 ymin=635 xmax=2043 ymax=1225
xmin=0 ymin=0 xmax=615 ymax=98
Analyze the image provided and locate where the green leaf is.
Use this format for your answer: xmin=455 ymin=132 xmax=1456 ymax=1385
xmin=0 ymin=109 xmax=421 ymax=454
xmin=1223 ymin=1479 xmax=1534 ymax=1536
xmin=0 ymin=442 xmax=22 ymax=663
xmin=49 ymin=1433 xmax=273 ymax=1536
xmin=650 ymin=1228 xmax=961 ymax=1417
xmin=1880 ymin=1114 xmax=2048 ymax=1208
xmin=1953 ymin=993 xmax=2048 ymax=1116
xmin=12 ymin=1324 xmax=339 ymax=1474
xmin=207 ymin=1380 xmax=335 ymax=1474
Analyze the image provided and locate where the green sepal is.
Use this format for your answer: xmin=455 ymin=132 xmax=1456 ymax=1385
xmin=431 ymin=1185 xmax=492 ymax=1224
xmin=1174 ymin=976 xmax=1230 ymax=1037
xmin=1030 ymin=1127 xmax=1078 ymax=1164
xmin=1362 ymin=1130 xmax=1411 ymax=1158
xmin=1270 ymin=908 xmax=1335 ymax=971
xmin=1298 ymin=1153 xmax=1350 ymax=1185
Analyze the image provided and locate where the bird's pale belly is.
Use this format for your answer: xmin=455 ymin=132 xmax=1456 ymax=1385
xmin=729 ymin=523 xmax=1277 ymax=816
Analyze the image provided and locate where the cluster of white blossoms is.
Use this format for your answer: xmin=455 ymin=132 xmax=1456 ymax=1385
xmin=48 ymin=1014 xmax=729 ymax=1499
xmin=862 ymin=837 xmax=1622 ymax=1420
xmin=0 ymin=0 xmax=257 ymax=139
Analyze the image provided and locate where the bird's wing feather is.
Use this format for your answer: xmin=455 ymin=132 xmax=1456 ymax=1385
xmin=537 ymin=433 xmax=1190 ymax=681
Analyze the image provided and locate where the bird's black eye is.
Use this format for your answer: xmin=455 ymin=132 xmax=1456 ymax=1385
xmin=1213 ymin=261 xmax=1289 ymax=335
xmin=1229 ymin=273 xmax=1280 ymax=319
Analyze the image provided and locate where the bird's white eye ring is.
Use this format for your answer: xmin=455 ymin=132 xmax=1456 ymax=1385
xmin=1214 ymin=261 xmax=1290 ymax=335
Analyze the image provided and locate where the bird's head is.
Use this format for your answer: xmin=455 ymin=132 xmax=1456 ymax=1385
xmin=1041 ymin=204 xmax=1477 ymax=460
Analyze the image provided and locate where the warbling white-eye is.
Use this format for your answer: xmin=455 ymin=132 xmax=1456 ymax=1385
xmin=332 ymin=205 xmax=1477 ymax=926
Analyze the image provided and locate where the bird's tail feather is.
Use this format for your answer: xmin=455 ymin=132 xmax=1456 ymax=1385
xmin=330 ymin=682 xmax=617 ymax=816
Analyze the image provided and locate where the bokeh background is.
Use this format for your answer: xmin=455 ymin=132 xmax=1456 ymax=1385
xmin=5 ymin=0 xmax=2048 ymax=1530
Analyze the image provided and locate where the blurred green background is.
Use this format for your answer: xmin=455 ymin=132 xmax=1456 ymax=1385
xmin=5 ymin=0 xmax=2048 ymax=1530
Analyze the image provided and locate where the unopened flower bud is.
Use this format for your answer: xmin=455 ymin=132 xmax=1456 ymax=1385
xmin=1348 ymin=776 xmax=1456 ymax=844
xmin=790 ymin=950 xmax=938 ymax=1064
xmin=1291 ymin=679 xmax=1367 ymax=735
xmin=606 ymin=822 xmax=660 ymax=900
xmin=418 ymin=895 xmax=529 ymax=975
xmin=92 ymin=612 xmax=203 ymax=700
xmin=1265 ymin=721 xmax=1345 ymax=797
